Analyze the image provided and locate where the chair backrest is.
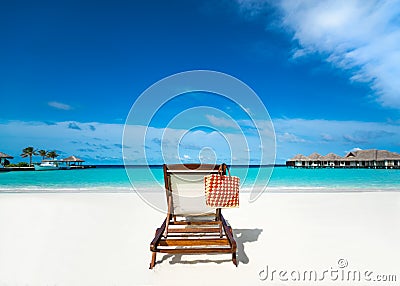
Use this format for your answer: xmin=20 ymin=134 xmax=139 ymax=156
xmin=163 ymin=164 xmax=224 ymax=216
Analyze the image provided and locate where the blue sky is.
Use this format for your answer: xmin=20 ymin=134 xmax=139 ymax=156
xmin=1 ymin=0 xmax=400 ymax=164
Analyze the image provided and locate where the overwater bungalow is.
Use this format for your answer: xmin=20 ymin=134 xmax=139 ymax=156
xmin=0 ymin=152 xmax=13 ymax=167
xmin=286 ymin=149 xmax=400 ymax=169
xmin=61 ymin=156 xmax=95 ymax=169
xmin=321 ymin=152 xmax=342 ymax=167
xmin=62 ymin=155 xmax=85 ymax=168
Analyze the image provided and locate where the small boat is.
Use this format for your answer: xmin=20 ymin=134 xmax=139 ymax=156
xmin=34 ymin=160 xmax=71 ymax=171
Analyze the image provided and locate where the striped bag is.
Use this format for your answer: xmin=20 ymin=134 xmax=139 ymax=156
xmin=204 ymin=165 xmax=240 ymax=208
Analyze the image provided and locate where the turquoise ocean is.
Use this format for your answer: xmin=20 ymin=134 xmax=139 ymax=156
xmin=0 ymin=166 xmax=399 ymax=192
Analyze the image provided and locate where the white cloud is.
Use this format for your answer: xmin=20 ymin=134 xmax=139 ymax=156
xmin=2 ymin=117 xmax=400 ymax=164
xmin=0 ymin=119 xmax=275 ymax=165
xmin=205 ymin=114 xmax=240 ymax=129
xmin=277 ymin=132 xmax=306 ymax=143
xmin=343 ymin=134 xmax=368 ymax=144
xmin=0 ymin=121 xmax=124 ymax=164
xmin=347 ymin=147 xmax=363 ymax=153
xmin=206 ymin=113 xmax=276 ymax=139
xmin=321 ymin=133 xmax=334 ymax=142
xmin=236 ymin=0 xmax=400 ymax=108
xmin=48 ymin=101 xmax=72 ymax=110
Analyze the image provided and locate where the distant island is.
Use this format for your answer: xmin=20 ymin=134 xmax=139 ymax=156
xmin=286 ymin=149 xmax=400 ymax=169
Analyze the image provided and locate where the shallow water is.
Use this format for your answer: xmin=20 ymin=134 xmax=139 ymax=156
xmin=0 ymin=166 xmax=399 ymax=192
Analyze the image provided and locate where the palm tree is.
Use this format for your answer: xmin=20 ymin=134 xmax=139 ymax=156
xmin=38 ymin=149 xmax=47 ymax=160
xmin=21 ymin=147 xmax=38 ymax=166
xmin=46 ymin=150 xmax=59 ymax=160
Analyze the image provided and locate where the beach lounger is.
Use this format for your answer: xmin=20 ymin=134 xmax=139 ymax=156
xmin=149 ymin=163 xmax=237 ymax=269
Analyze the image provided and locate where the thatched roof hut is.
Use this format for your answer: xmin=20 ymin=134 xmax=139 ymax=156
xmin=345 ymin=149 xmax=375 ymax=161
xmin=62 ymin=155 xmax=85 ymax=162
xmin=288 ymin=154 xmax=310 ymax=161
xmin=321 ymin=153 xmax=342 ymax=161
xmin=287 ymin=149 xmax=400 ymax=168
xmin=345 ymin=149 xmax=400 ymax=161
xmin=308 ymin=152 xmax=322 ymax=160
xmin=376 ymin=150 xmax=400 ymax=160
xmin=0 ymin=152 xmax=13 ymax=166
xmin=62 ymin=155 xmax=85 ymax=166
xmin=0 ymin=152 xmax=13 ymax=159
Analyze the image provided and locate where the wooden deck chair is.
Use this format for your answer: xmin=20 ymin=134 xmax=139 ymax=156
xmin=149 ymin=163 xmax=237 ymax=269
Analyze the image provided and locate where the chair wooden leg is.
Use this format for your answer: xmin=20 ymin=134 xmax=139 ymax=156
xmin=232 ymin=252 xmax=238 ymax=267
xmin=149 ymin=252 xmax=156 ymax=269
xmin=227 ymin=225 xmax=237 ymax=266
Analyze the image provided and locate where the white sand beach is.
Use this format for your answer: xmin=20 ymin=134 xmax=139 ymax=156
xmin=1 ymin=191 xmax=399 ymax=286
